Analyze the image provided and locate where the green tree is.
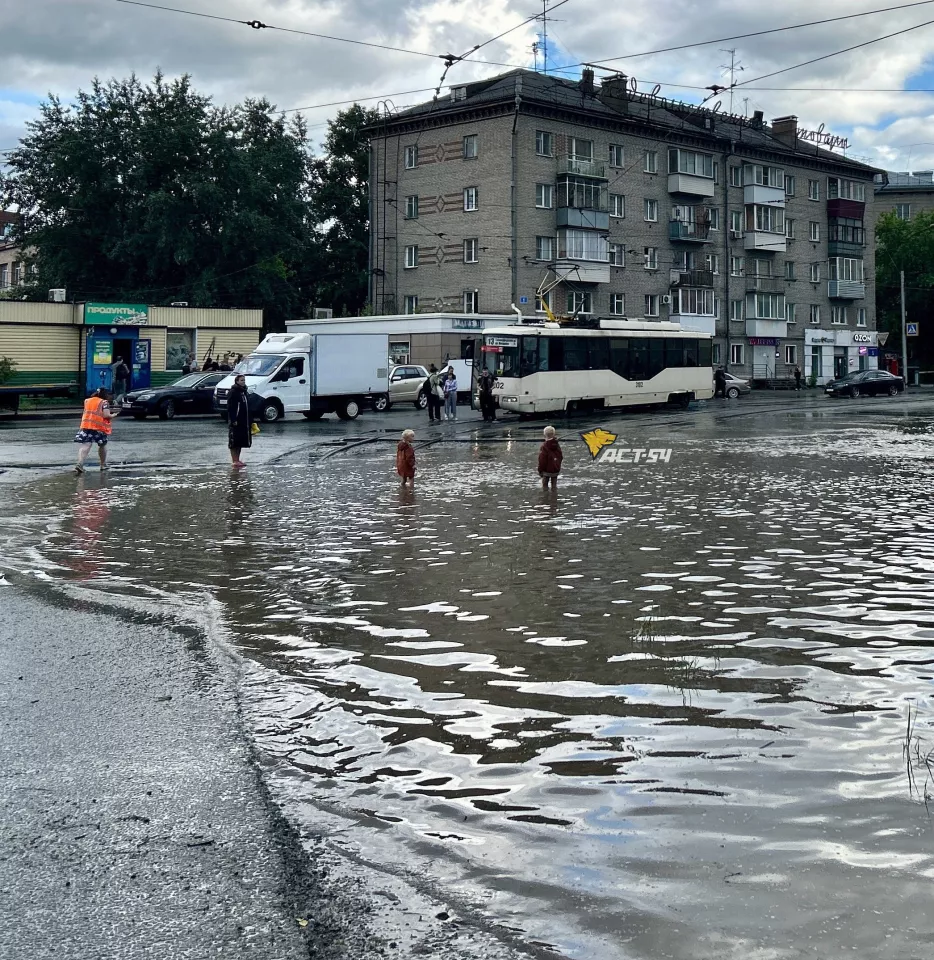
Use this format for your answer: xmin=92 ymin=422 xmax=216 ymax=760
xmin=307 ymin=105 xmax=380 ymax=316
xmin=0 ymin=356 xmax=16 ymax=384
xmin=0 ymin=73 xmax=315 ymax=329
xmin=876 ymin=210 xmax=934 ymax=370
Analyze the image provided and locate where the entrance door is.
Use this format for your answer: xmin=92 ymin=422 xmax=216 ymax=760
xmin=810 ymin=346 xmax=822 ymax=381
xmin=834 ymin=348 xmax=847 ymax=379
xmin=133 ymin=339 xmax=151 ymax=389
xmin=752 ymin=345 xmax=773 ymax=379
xmin=270 ymin=356 xmax=308 ymax=412
xmin=86 ymin=335 xmax=113 ymax=395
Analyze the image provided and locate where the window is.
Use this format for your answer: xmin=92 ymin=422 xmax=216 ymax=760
xmin=404 ymin=245 xmax=418 ymax=269
xmin=559 ymin=177 xmax=606 ymax=210
xmin=463 ymin=289 xmax=479 ymax=314
xmin=786 ymin=302 xmax=797 ymax=324
xmin=731 ymin=343 xmax=744 ymax=365
xmin=610 ymin=293 xmax=626 ymax=315
xmin=464 ymin=238 xmax=479 ymax=263
xmin=809 ymin=304 xmax=821 ymax=324
xmin=644 ymin=150 xmax=658 ymax=173
xmin=785 ymin=345 xmax=797 ymax=365
xmin=609 ymin=144 xmax=624 ymax=167
xmin=166 ymin=330 xmax=194 ymax=370
xmin=535 ymin=290 xmax=553 ymax=313
xmin=831 ymin=305 xmax=847 ymax=325
xmin=857 ymin=308 xmax=867 ymax=327
xmin=730 ymin=299 xmax=743 ymax=321
xmin=808 ymin=179 xmax=820 ymax=201
xmin=730 ymin=210 xmax=743 ymax=233
xmin=404 ymin=145 xmax=418 ymax=169
xmin=644 ymin=198 xmax=658 ymax=222
xmin=809 ymin=221 xmax=820 ymax=242
xmin=705 ymin=253 xmax=720 ymax=274
xmin=570 ymin=137 xmax=594 ymax=161
xmin=389 ymin=342 xmax=410 ymax=364
xmin=828 ymin=178 xmax=865 ymax=201
xmin=535 ymin=235 xmax=554 ymax=261
xmin=809 ymin=263 xmax=821 ymax=283
xmin=712 ymin=343 xmax=721 ymax=365
xmin=668 ymin=148 xmax=715 ymax=178
xmin=744 ymin=164 xmax=784 ymax=188
xmin=463 ymin=135 xmax=478 ymax=159
xmin=730 ymin=256 xmax=745 ymax=277
xmin=730 ymin=166 xmax=742 ymax=187
xmin=784 ymin=261 xmax=796 ymax=280
xmin=645 ymin=294 xmax=660 ymax=316
xmin=749 ymin=292 xmax=785 ymax=319
xmin=567 ymin=290 xmax=593 ymax=314
xmin=749 ymin=258 xmax=772 ymax=278
xmin=709 ymin=208 xmax=720 ymax=230
xmin=405 ymin=195 xmax=419 ymax=219
xmin=0 ymin=264 xmax=7 ymax=288
xmin=784 ymin=175 xmax=796 ymax=196
xmin=463 ymin=187 xmax=478 ymax=211
xmin=785 ymin=218 xmax=795 ymax=239
xmin=828 ymin=218 xmax=865 ymax=245
xmin=895 ymin=203 xmax=911 ymax=221
xmin=672 ymin=287 xmax=715 ymax=316
xmin=610 ymin=194 xmax=625 ymax=218
xmin=535 ymin=183 xmax=553 ymax=208
xmin=829 ymin=257 xmax=864 ymax=282
xmin=536 ymin=130 xmax=553 ymax=156
xmin=609 ymin=243 xmax=625 ymax=266
xmin=747 ymin=204 xmax=785 ymax=233
xmin=558 ymin=229 xmax=608 ymax=262
xmin=676 ymin=250 xmax=696 ymax=271
xmin=404 ymin=295 xmax=419 ymax=314
xmin=644 ymin=247 xmax=658 ymax=270
xmin=713 ymin=161 xmax=720 ymax=184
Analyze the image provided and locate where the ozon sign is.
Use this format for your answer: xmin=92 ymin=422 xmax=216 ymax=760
xmin=853 ymin=333 xmax=876 ymax=344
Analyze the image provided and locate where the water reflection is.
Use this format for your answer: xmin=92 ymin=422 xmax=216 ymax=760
xmin=3 ymin=421 xmax=934 ymax=959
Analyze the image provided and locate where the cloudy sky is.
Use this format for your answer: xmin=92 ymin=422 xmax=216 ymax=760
xmin=2 ymin=0 xmax=934 ymax=170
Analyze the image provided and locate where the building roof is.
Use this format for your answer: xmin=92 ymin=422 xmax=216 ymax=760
xmin=378 ymin=68 xmax=878 ymax=176
xmin=875 ymin=170 xmax=934 ymax=192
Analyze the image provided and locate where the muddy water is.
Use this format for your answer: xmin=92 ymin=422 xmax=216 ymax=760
xmin=4 ymin=412 xmax=934 ymax=959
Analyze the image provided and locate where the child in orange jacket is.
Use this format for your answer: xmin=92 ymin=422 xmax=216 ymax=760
xmin=396 ymin=429 xmax=416 ymax=487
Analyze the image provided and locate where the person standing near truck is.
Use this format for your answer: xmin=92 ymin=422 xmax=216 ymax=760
xmin=74 ymin=388 xmax=115 ymax=474
xmin=478 ymin=368 xmax=496 ymax=422
xmin=227 ymin=374 xmax=251 ymax=469
xmin=443 ymin=370 xmax=458 ymax=421
xmin=425 ymin=364 xmax=443 ymax=422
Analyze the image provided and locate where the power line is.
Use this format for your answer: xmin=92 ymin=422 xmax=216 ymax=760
xmin=467 ymin=0 xmax=573 ymax=59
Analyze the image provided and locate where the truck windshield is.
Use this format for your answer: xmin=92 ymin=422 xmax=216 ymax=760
xmin=235 ymin=355 xmax=285 ymax=377
xmin=482 ymin=336 xmax=520 ymax=378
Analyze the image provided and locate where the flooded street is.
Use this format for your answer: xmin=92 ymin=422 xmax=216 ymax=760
xmin=3 ymin=398 xmax=934 ymax=959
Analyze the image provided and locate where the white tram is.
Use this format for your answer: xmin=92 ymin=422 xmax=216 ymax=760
xmin=481 ymin=317 xmax=714 ymax=415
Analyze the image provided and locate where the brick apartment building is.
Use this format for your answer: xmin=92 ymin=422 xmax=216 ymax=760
xmin=0 ymin=211 xmax=23 ymax=293
xmin=874 ymin=170 xmax=934 ymax=222
xmin=367 ymin=68 xmax=880 ymax=384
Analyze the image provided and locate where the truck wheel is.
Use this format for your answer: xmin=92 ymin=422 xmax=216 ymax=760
xmin=415 ymin=391 xmax=428 ymax=410
xmin=373 ymin=394 xmax=391 ymax=413
xmin=302 ymin=410 xmax=324 ymax=420
xmin=158 ymin=399 xmax=176 ymax=420
xmin=336 ymin=398 xmax=361 ymax=421
xmin=260 ymin=400 xmax=283 ymax=422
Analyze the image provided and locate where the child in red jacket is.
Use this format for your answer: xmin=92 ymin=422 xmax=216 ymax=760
xmin=396 ymin=429 xmax=416 ymax=487
xmin=538 ymin=425 xmax=563 ymax=489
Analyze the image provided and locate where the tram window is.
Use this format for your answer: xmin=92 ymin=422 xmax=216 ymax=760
xmin=588 ymin=338 xmax=610 ymax=370
xmin=698 ymin=339 xmax=712 ymax=367
xmin=683 ymin=340 xmax=699 ymax=367
xmin=648 ymin=339 xmax=665 ymax=378
xmin=520 ymin=337 xmax=539 ymax=377
xmin=665 ymin=339 xmax=683 ymax=369
xmin=563 ymin=337 xmax=588 ymax=371
xmin=609 ymin=338 xmax=629 ymax=379
xmin=630 ymin=339 xmax=648 ymax=380
xmin=547 ymin=337 xmax=564 ymax=371
xmin=537 ymin=337 xmax=550 ymax=371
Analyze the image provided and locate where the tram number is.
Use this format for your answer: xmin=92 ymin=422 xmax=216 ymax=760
xmin=634 ymin=381 xmax=644 ymax=388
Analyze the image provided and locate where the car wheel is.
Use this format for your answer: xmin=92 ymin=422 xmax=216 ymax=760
xmin=158 ymin=399 xmax=176 ymax=420
xmin=260 ymin=400 xmax=283 ymax=422
xmin=849 ymin=386 xmax=860 ymax=399
xmin=336 ymin=399 xmax=361 ymax=421
xmin=372 ymin=393 xmax=391 ymax=413
xmin=416 ymin=391 xmax=428 ymax=410
xmin=727 ymin=387 xmax=740 ymax=399
xmin=888 ymin=384 xmax=898 ymax=396
xmin=302 ymin=410 xmax=324 ymax=420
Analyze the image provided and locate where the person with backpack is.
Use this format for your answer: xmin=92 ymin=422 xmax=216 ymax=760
xmin=424 ymin=364 xmax=442 ymax=422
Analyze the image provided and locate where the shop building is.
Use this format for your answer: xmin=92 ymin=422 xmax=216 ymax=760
xmin=0 ymin=301 xmax=262 ymax=394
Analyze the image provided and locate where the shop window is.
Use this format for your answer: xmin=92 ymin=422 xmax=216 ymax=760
xmin=166 ymin=330 xmax=195 ymax=370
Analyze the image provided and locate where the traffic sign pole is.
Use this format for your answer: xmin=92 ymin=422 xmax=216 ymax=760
xmin=901 ymin=269 xmax=909 ymax=387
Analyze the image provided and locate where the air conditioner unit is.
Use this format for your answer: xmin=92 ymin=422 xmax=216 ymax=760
xmin=313 ymin=308 xmax=333 ymax=320
xmin=48 ymin=288 xmax=66 ymax=303
xmin=661 ymin=294 xmax=672 ymax=305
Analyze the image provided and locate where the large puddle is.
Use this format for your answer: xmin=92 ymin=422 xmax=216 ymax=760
xmin=3 ymin=412 xmax=934 ymax=959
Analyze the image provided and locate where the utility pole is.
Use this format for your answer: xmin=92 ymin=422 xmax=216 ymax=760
xmin=900 ymin=268 xmax=909 ymax=388
xmin=541 ymin=0 xmax=548 ymax=75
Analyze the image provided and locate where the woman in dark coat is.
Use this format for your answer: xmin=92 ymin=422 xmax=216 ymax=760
xmin=227 ymin=374 xmax=252 ymax=468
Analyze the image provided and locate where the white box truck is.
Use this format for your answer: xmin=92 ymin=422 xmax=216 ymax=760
xmin=214 ymin=332 xmax=388 ymax=422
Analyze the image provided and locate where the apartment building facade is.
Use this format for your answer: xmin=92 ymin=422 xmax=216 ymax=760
xmin=368 ymin=69 xmax=879 ymax=384
xmin=874 ymin=170 xmax=934 ymax=223
xmin=0 ymin=211 xmax=24 ymax=293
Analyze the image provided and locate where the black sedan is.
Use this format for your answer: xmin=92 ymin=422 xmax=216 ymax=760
xmin=122 ymin=373 xmax=227 ymax=419
xmin=824 ymin=369 xmax=905 ymax=398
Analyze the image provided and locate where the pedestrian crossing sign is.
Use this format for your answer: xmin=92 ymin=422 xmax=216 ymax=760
xmin=907 ymin=322 xmax=919 ymax=336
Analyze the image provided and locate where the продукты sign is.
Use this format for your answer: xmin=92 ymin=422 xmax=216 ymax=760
xmin=84 ymin=303 xmax=150 ymax=326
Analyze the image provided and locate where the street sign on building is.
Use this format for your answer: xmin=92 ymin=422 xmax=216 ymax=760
xmin=907 ymin=322 xmax=919 ymax=336
xmin=83 ymin=303 xmax=149 ymax=326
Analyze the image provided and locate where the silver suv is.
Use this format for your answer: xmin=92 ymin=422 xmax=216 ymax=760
xmin=372 ymin=365 xmax=429 ymax=412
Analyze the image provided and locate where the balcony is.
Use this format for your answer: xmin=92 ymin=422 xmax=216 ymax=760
xmin=744 ymin=231 xmax=786 ymax=253
xmin=675 ymin=269 xmax=714 ymax=287
xmin=557 ymin=207 xmax=609 ymax=230
xmin=672 ymin=315 xmax=716 ymax=336
xmin=827 ymin=198 xmax=865 ymax=219
xmin=744 ymin=184 xmax=785 ymax=206
xmin=745 ymin=276 xmax=785 ymax=293
xmin=553 ymin=258 xmax=610 ymax=284
xmin=828 ymin=280 xmax=866 ymax=299
xmin=668 ymin=173 xmax=716 ymax=199
xmin=559 ymin=156 xmax=607 ymax=179
xmin=746 ymin=318 xmax=788 ymax=339
xmin=669 ymin=220 xmax=711 ymax=243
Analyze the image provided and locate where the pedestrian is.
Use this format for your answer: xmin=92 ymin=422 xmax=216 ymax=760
xmin=396 ymin=429 xmax=416 ymax=487
xmin=478 ymin=367 xmax=496 ymax=421
xmin=227 ymin=374 xmax=252 ymax=469
xmin=74 ymin=388 xmax=116 ymax=474
xmin=538 ymin=425 xmax=563 ymax=490
xmin=235 ymin=354 xmax=244 ymax=365
xmin=189 ymin=354 xmax=201 ymax=373
xmin=714 ymin=365 xmax=727 ymax=399
xmin=182 ymin=357 xmax=191 ymax=374
xmin=443 ymin=369 xmax=458 ymax=421
xmin=794 ymin=365 xmax=802 ymax=391
xmin=113 ymin=358 xmax=130 ymax=404
xmin=422 ymin=364 xmax=441 ymax=422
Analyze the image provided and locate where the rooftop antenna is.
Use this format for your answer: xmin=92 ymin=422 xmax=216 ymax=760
xmin=542 ymin=0 xmax=548 ymax=75
xmin=719 ymin=48 xmax=744 ymax=116
xmin=532 ymin=39 xmax=539 ymax=72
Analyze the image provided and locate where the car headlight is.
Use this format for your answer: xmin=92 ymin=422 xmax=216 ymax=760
xmin=502 ymin=396 xmax=519 ymax=403
xmin=136 ymin=392 xmax=155 ymax=400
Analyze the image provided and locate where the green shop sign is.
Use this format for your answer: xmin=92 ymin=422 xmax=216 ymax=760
xmin=84 ymin=303 xmax=149 ymax=326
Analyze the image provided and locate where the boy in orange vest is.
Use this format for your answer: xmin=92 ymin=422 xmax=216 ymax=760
xmin=74 ymin=388 xmax=116 ymax=474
